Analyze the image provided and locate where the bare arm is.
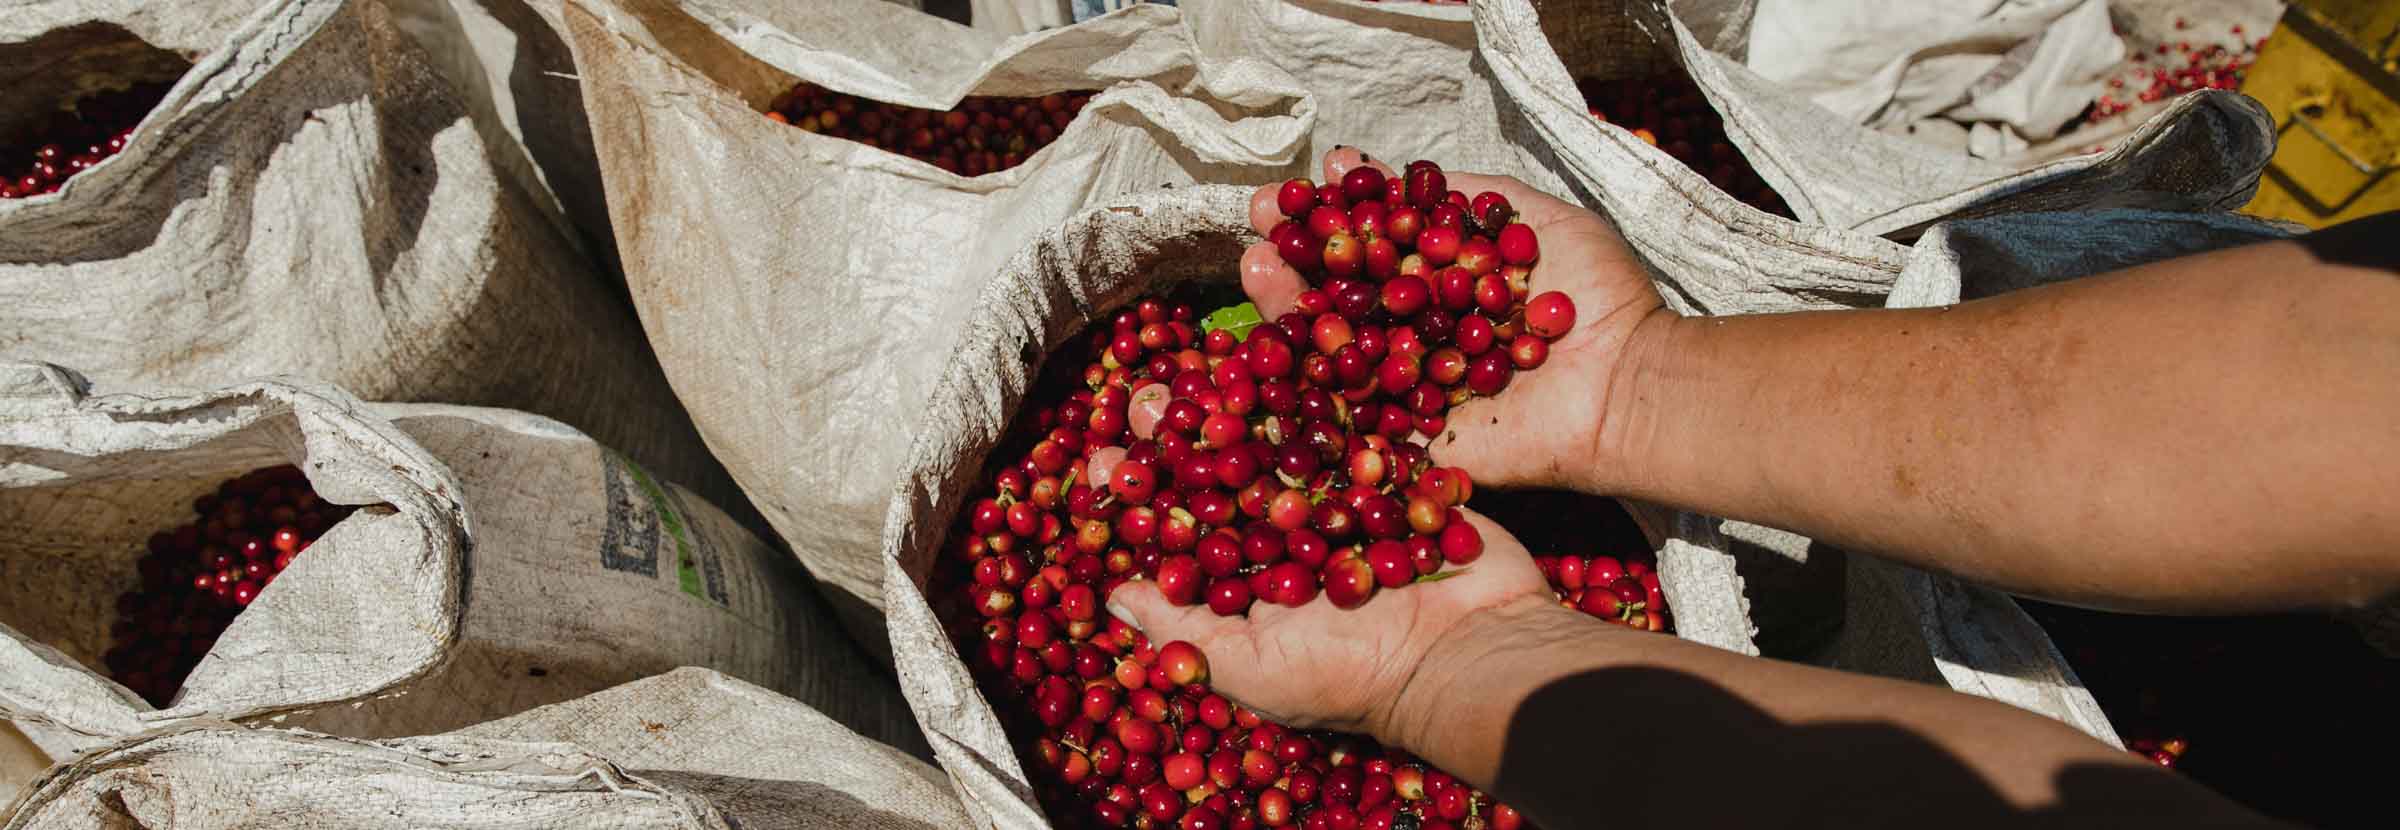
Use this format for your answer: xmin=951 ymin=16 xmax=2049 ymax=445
xmin=1393 ymin=595 xmax=2279 ymax=829
xmin=1582 ymin=224 xmax=2400 ymax=612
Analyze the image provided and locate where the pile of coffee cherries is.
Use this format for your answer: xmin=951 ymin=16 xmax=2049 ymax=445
xmin=768 ymin=81 xmax=1091 ymax=176
xmin=940 ymin=158 xmax=1680 ymax=828
xmin=103 ymin=466 xmax=355 ymax=707
xmin=1533 ymin=552 xmax=1666 ymax=631
xmin=1 ymin=81 xmax=171 ymax=199
xmin=1579 ymin=75 xmax=1791 ymax=217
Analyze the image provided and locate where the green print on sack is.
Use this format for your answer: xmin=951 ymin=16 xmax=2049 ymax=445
xmin=599 ymin=450 xmax=729 ymax=606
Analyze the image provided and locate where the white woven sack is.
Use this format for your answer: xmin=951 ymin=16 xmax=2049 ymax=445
xmin=559 ymin=0 xmax=1312 ymax=650
xmin=0 ymin=365 xmax=921 ymax=798
xmin=1179 ymin=0 xmax=1499 ymax=172
xmin=973 ymin=0 xmax=1073 ymax=35
xmin=0 ymin=0 xmax=722 ymax=498
xmin=1510 ymin=0 xmax=2278 ymax=237
xmin=1 ymin=669 xmax=968 ymax=830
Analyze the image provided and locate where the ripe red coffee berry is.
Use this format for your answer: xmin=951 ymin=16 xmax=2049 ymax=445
xmin=1307 ymin=205 xmax=1352 ymax=242
xmin=1454 ymin=312 xmax=1495 ymax=355
xmin=1497 ymin=223 xmax=1539 ymax=266
xmin=1525 ymin=291 xmax=1577 ymax=338
xmin=1277 ymin=178 xmax=1318 ymax=217
xmin=1113 ymin=461 xmax=1159 ymax=505
xmin=1322 ymin=554 xmax=1378 ymax=609
xmin=1509 ymin=335 xmax=1548 ymax=370
xmin=1465 ymin=352 xmax=1513 ymax=396
xmin=1435 ymin=267 xmax=1475 ymax=312
xmin=1380 ymin=276 xmax=1430 ymax=318
xmin=1416 ymin=225 xmax=1462 ymax=266
xmin=1473 ymin=273 xmax=1512 ymax=315
xmin=1439 ymin=518 xmax=1484 ymax=564
xmin=1322 ymin=232 xmax=1364 ymax=278
xmin=1206 ymin=577 xmax=1254 ymax=616
xmin=1157 ymin=555 xmax=1204 ymax=605
xmin=1404 ymin=165 xmax=1447 ymax=210
xmin=1455 ymin=238 xmax=1500 ymax=276
xmin=1163 ymin=752 xmax=1208 ymax=790
xmin=1272 ymin=221 xmax=1324 ymax=271
xmin=1259 ymin=561 xmax=1318 ymax=607
xmin=1340 ymin=166 xmax=1387 ymax=204
xmin=1158 ymin=640 xmax=1210 ymax=685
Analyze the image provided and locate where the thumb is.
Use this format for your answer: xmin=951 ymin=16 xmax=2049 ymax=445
xmin=1107 ymin=579 xmax=1246 ymax=653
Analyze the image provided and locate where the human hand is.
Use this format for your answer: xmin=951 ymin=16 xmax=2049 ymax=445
xmin=1239 ymin=148 xmax=1671 ymax=495
xmin=1106 ymin=509 xmax=1553 ymax=747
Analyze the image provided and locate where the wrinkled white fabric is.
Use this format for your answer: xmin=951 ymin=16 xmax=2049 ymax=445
xmin=3 ymin=670 xmax=968 ymax=829
xmin=560 ymin=0 xmax=1311 ymax=652
xmin=1654 ymin=0 xmax=2279 ymax=231
xmin=0 ymin=0 xmax=725 ymax=501
xmin=1747 ymin=0 xmax=2124 ymax=150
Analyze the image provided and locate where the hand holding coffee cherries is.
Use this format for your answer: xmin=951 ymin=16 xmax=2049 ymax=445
xmin=1241 ymin=148 xmax=1670 ymax=496
xmin=1110 ymin=508 xmax=1549 ymax=741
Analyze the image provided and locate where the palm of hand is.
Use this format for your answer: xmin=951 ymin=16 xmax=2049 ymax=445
xmin=1128 ymin=151 xmax=1663 ymax=738
xmin=1111 ymin=514 xmax=1549 ymax=739
xmin=1241 ymin=163 xmax=1666 ymax=493
xmin=1429 ymin=174 xmax=1665 ymax=493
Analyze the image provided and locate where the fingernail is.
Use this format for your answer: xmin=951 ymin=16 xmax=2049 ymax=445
xmin=1107 ymin=598 xmax=1142 ymax=631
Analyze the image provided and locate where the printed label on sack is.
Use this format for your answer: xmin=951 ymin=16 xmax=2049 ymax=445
xmin=599 ymin=450 xmax=729 ymax=606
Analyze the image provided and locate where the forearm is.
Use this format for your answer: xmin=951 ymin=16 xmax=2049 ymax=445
xmin=1602 ymin=239 xmax=2400 ymax=612
xmin=1383 ymin=600 xmax=2270 ymax=828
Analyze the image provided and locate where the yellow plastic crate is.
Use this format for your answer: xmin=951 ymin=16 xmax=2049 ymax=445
xmin=2239 ymin=4 xmax=2400 ymax=228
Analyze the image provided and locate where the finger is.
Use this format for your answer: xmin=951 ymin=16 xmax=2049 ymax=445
xmin=1240 ymin=241 xmax=1307 ymax=319
xmin=1429 ymin=390 xmax=1550 ymax=491
xmin=1248 ymin=182 xmax=1283 ymax=238
xmin=1322 ymin=145 xmax=1395 ymax=185
xmin=1108 ymin=580 xmax=1247 ymax=654
xmin=1118 ymin=585 xmax=1303 ymax=726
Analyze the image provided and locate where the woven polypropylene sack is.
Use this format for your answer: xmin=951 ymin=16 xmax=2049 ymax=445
xmin=1 ymin=669 xmax=966 ymax=829
xmin=0 ymin=365 xmax=922 ymax=796
xmin=0 ymin=0 xmax=726 ymax=500
xmin=558 ymin=0 xmax=1312 ymax=652
xmin=1504 ymin=0 xmax=2276 ymax=238
xmin=1180 ymin=0 xmax=1504 ymax=172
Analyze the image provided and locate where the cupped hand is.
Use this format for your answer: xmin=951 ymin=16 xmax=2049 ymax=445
xmin=1106 ymin=509 xmax=1551 ymax=745
xmin=1240 ymin=148 xmax=1670 ymax=495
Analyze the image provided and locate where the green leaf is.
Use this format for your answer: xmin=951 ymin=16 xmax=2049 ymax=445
xmin=1201 ymin=302 xmax=1264 ymax=342
xmin=1415 ymin=568 xmax=1472 ymax=584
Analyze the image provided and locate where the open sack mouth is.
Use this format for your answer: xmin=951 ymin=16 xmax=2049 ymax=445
xmin=768 ymin=81 xmax=1102 ymax=177
xmin=923 ymin=284 xmax=1666 ymax=829
xmin=866 ymin=164 xmax=1685 ymax=827
xmin=0 ymin=23 xmax=190 ymax=200
xmin=80 ymin=465 xmax=361 ymax=709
